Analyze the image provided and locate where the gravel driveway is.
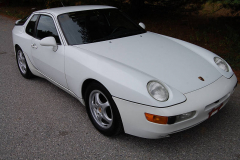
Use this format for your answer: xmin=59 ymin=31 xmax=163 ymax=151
xmin=0 ymin=15 xmax=240 ymax=159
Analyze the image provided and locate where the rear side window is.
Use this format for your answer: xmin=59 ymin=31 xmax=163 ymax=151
xmin=26 ymin=14 xmax=39 ymax=36
xmin=36 ymin=15 xmax=61 ymax=44
xmin=15 ymin=15 xmax=30 ymax=26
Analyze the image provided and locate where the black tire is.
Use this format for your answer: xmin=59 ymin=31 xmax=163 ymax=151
xmin=84 ymin=82 xmax=123 ymax=136
xmin=16 ymin=47 xmax=34 ymax=79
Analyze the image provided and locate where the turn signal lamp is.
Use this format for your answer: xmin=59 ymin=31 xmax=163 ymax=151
xmin=145 ymin=111 xmax=196 ymax=125
xmin=145 ymin=113 xmax=168 ymax=124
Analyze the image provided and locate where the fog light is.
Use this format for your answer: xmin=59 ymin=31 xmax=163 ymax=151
xmin=175 ymin=111 xmax=196 ymax=123
xmin=145 ymin=113 xmax=168 ymax=124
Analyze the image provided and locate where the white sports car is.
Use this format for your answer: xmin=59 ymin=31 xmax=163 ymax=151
xmin=12 ymin=5 xmax=237 ymax=139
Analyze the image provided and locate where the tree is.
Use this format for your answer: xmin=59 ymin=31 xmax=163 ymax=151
xmin=130 ymin=0 xmax=208 ymax=13
xmin=208 ymin=0 xmax=240 ymax=13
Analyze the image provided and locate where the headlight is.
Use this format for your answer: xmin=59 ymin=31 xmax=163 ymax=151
xmin=214 ymin=57 xmax=229 ymax=72
xmin=147 ymin=81 xmax=169 ymax=102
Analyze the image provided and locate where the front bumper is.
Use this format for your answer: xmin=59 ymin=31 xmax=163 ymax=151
xmin=113 ymin=74 xmax=237 ymax=139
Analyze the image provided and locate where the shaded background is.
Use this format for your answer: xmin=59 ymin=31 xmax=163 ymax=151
xmin=1 ymin=0 xmax=240 ymax=75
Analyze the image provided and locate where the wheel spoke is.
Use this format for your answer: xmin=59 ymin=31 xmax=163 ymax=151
xmin=101 ymin=101 xmax=110 ymax=110
xmin=21 ymin=66 xmax=25 ymax=72
xmin=20 ymin=52 xmax=24 ymax=60
xmin=94 ymin=93 xmax=110 ymax=109
xmin=91 ymin=98 xmax=97 ymax=108
xmin=97 ymin=114 xmax=104 ymax=124
xmin=102 ymin=112 xmax=112 ymax=124
xmin=94 ymin=93 xmax=101 ymax=105
xmin=93 ymin=108 xmax=98 ymax=115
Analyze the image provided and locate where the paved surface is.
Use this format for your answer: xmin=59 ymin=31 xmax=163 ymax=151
xmin=0 ymin=15 xmax=240 ymax=159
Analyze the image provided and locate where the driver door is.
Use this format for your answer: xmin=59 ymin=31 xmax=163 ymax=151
xmin=31 ymin=14 xmax=67 ymax=88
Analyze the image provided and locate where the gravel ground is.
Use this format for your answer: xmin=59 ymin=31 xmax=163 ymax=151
xmin=0 ymin=15 xmax=240 ymax=159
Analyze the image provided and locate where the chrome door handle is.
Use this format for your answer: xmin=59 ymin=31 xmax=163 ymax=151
xmin=31 ymin=44 xmax=38 ymax=49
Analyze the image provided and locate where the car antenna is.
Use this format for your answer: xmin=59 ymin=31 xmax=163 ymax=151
xmin=60 ymin=1 xmax=65 ymax=7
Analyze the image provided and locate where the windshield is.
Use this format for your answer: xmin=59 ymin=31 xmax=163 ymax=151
xmin=58 ymin=9 xmax=146 ymax=45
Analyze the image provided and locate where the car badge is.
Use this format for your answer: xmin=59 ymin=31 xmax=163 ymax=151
xmin=198 ymin=77 xmax=204 ymax=81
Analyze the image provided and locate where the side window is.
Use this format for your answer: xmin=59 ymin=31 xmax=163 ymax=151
xmin=26 ymin=14 xmax=39 ymax=36
xmin=36 ymin=15 xmax=61 ymax=44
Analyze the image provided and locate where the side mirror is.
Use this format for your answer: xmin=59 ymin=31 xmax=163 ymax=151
xmin=40 ymin=37 xmax=58 ymax=52
xmin=139 ymin=22 xmax=146 ymax=29
xmin=15 ymin=19 xmax=21 ymax=25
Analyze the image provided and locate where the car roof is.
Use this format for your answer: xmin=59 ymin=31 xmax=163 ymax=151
xmin=34 ymin=5 xmax=116 ymax=16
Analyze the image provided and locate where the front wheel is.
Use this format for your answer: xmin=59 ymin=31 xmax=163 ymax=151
xmin=85 ymin=82 xmax=123 ymax=136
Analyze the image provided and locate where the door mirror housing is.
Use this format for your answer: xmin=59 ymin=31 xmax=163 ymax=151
xmin=139 ymin=22 xmax=146 ymax=29
xmin=15 ymin=19 xmax=21 ymax=25
xmin=40 ymin=37 xmax=58 ymax=52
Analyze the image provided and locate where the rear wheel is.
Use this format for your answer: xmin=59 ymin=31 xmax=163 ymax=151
xmin=85 ymin=82 xmax=123 ymax=136
xmin=16 ymin=48 xmax=33 ymax=79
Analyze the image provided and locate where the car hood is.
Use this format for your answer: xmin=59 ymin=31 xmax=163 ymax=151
xmin=75 ymin=32 xmax=222 ymax=94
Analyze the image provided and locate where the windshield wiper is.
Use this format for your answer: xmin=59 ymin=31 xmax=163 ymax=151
xmin=91 ymin=30 xmax=145 ymax=43
xmin=113 ymin=30 xmax=144 ymax=38
xmin=92 ymin=34 xmax=118 ymax=43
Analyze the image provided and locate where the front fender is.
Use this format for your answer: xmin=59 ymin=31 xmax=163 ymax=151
xmin=64 ymin=46 xmax=186 ymax=108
